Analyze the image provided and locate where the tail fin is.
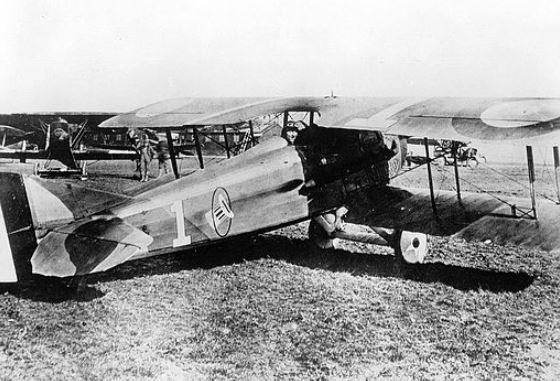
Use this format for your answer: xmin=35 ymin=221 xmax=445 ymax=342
xmin=0 ymin=172 xmax=37 ymax=283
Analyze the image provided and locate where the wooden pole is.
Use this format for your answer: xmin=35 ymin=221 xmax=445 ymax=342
xmin=283 ymin=111 xmax=289 ymax=128
xmin=526 ymin=146 xmax=537 ymax=219
xmin=554 ymin=146 xmax=560 ymax=203
xmin=193 ymin=127 xmax=204 ymax=169
xmin=309 ymin=111 xmax=314 ymax=126
xmin=166 ymin=128 xmax=179 ymax=179
xmin=424 ymin=137 xmax=437 ymax=216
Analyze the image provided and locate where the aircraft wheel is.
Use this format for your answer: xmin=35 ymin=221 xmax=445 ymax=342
xmin=394 ymin=230 xmax=428 ymax=265
xmin=467 ymin=158 xmax=478 ymax=169
xmin=33 ymin=162 xmax=41 ymax=176
xmin=308 ymin=218 xmax=336 ymax=250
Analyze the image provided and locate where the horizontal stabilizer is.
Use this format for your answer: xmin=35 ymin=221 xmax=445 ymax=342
xmin=31 ymin=215 xmax=153 ymax=277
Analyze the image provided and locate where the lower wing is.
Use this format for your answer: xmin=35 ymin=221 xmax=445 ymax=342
xmin=344 ymin=186 xmax=560 ymax=252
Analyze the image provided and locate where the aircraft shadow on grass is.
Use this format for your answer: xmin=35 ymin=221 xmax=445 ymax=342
xmin=2 ymin=232 xmax=535 ymax=303
xmin=253 ymin=234 xmax=536 ymax=293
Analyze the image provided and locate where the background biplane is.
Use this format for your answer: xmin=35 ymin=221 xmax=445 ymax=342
xmin=0 ymin=113 xmax=141 ymax=177
xmin=405 ymin=138 xmax=486 ymax=168
xmin=0 ymin=125 xmax=34 ymax=149
xmin=0 ymin=113 xmax=259 ymax=178
xmin=2 ymin=96 xmax=560 ymax=283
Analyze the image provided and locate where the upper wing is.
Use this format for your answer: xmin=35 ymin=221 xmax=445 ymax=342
xmin=99 ymin=97 xmax=325 ymax=128
xmin=99 ymin=96 xmax=560 ymax=142
xmin=334 ymin=97 xmax=560 ymax=142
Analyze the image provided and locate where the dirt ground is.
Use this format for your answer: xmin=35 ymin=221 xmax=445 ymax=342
xmin=1 ymin=161 xmax=560 ymax=380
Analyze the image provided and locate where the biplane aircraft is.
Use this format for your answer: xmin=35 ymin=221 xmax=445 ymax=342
xmin=0 ymin=113 xmax=139 ymax=177
xmin=2 ymin=96 xmax=560 ymax=283
xmin=0 ymin=125 xmax=33 ymax=149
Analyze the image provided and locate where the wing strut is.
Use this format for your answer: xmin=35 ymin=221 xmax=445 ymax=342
xmin=222 ymin=126 xmax=231 ymax=158
xmin=424 ymin=137 xmax=437 ymax=216
xmin=193 ymin=126 xmax=204 ymax=169
xmin=526 ymin=146 xmax=537 ymax=219
xmin=452 ymin=141 xmax=462 ymax=202
xmin=248 ymin=120 xmax=256 ymax=149
xmin=554 ymin=146 xmax=560 ymax=203
xmin=71 ymin=121 xmax=88 ymax=149
xmin=166 ymin=128 xmax=180 ymax=179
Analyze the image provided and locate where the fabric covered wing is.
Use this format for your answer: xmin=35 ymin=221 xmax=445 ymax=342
xmin=338 ymin=97 xmax=560 ymax=142
xmin=99 ymin=97 xmax=326 ymax=128
xmin=344 ymin=186 xmax=560 ymax=252
xmin=31 ymin=215 xmax=153 ymax=277
xmin=100 ymin=96 xmax=560 ymax=142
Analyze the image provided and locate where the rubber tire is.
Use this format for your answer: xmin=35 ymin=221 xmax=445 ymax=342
xmin=308 ymin=219 xmax=336 ymax=250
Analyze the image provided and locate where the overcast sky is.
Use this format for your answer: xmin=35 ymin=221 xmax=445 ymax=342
xmin=1 ymin=0 xmax=560 ymax=113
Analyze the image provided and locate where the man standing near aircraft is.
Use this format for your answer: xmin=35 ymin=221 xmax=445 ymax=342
xmin=138 ymin=133 xmax=155 ymax=182
xmin=127 ymin=128 xmax=142 ymax=179
xmin=156 ymin=135 xmax=170 ymax=177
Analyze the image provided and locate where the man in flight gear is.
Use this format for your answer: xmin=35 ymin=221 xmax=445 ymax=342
xmin=281 ymin=125 xmax=299 ymax=145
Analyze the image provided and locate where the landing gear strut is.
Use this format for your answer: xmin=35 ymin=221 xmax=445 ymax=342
xmin=309 ymin=210 xmax=428 ymax=264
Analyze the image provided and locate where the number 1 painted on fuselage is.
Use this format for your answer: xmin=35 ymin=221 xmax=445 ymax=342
xmin=171 ymin=200 xmax=192 ymax=247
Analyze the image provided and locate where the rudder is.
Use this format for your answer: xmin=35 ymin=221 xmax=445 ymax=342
xmin=0 ymin=172 xmax=37 ymax=282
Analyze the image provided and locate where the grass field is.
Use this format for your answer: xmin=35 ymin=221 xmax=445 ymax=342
xmin=1 ymin=163 xmax=560 ymax=379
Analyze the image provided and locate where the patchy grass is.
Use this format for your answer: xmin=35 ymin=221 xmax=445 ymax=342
xmin=1 ymin=164 xmax=560 ymax=379
xmin=1 ymin=233 xmax=559 ymax=380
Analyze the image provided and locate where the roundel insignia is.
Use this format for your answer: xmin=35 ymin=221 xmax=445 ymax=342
xmin=211 ymin=187 xmax=234 ymax=237
xmin=481 ymin=99 xmax=560 ymax=128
